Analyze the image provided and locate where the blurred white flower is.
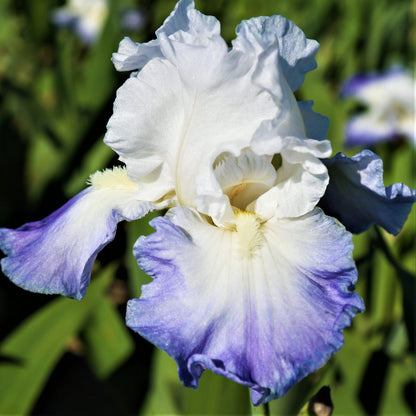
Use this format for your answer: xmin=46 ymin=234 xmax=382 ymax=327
xmin=52 ymin=0 xmax=144 ymax=44
xmin=342 ymin=68 xmax=415 ymax=146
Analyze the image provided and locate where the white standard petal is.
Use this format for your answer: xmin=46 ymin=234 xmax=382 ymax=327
xmin=215 ymin=150 xmax=276 ymax=211
xmin=105 ymin=51 xmax=278 ymax=209
xmin=112 ymin=0 xmax=221 ymax=73
xmin=156 ymin=0 xmax=226 ymax=85
xmin=112 ymin=37 xmax=163 ymax=72
xmin=194 ymin=136 xmax=330 ymax=226
xmin=251 ymin=137 xmax=331 ymax=220
xmin=233 ymin=15 xmax=319 ymax=92
xmin=106 ymin=1 xmax=321 ymax=218
xmin=196 ymin=149 xmax=276 ymax=225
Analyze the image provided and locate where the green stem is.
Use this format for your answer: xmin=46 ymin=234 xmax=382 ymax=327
xmin=263 ymin=402 xmax=270 ymax=416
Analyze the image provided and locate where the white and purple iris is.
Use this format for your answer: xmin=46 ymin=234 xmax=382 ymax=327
xmin=52 ymin=0 xmax=144 ymax=44
xmin=1 ymin=0 xmax=415 ymax=406
xmin=342 ymin=68 xmax=415 ymax=147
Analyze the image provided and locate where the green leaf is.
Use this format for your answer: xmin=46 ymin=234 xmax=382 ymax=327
xmin=266 ymin=375 xmax=325 ymax=416
xmin=396 ymin=267 xmax=416 ymax=352
xmin=320 ymin=317 xmax=383 ymax=415
xmin=140 ymin=348 xmax=182 ymax=416
xmin=55 ymin=30 xmax=77 ymax=110
xmin=25 ymin=0 xmax=55 ymax=41
xmin=378 ymin=352 xmax=416 ymax=415
xmin=0 ymin=265 xmax=115 ymax=415
xmin=181 ymin=367 xmax=249 ymax=415
xmin=369 ymin=249 xmax=401 ymax=327
xmin=141 ymin=348 xmax=250 ymax=415
xmin=83 ymin=297 xmax=135 ymax=380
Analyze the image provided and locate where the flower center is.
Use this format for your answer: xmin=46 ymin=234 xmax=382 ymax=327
xmin=213 ymin=149 xmax=278 ymax=220
xmin=226 ymin=182 xmax=271 ymax=212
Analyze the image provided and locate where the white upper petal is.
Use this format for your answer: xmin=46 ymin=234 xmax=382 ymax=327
xmin=112 ymin=0 xmax=221 ymax=72
xmin=233 ymin=15 xmax=319 ymax=92
xmin=253 ymin=137 xmax=331 ymax=219
xmin=105 ymin=49 xmax=281 ymax=208
xmin=197 ymin=149 xmax=276 ymax=225
xmin=112 ymin=37 xmax=163 ymax=72
xmin=106 ymin=0 xmax=331 ymax=220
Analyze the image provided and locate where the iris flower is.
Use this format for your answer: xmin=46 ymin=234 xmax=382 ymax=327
xmin=341 ymin=68 xmax=415 ymax=147
xmin=1 ymin=0 xmax=414 ymax=405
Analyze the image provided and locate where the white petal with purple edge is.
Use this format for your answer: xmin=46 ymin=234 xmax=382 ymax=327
xmin=0 ymin=168 xmax=157 ymax=300
xmin=319 ymin=150 xmax=416 ymax=234
xmin=127 ymin=206 xmax=364 ymax=405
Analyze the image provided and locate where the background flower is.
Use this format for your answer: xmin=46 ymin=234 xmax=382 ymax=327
xmin=52 ymin=0 xmax=144 ymax=44
xmin=341 ymin=68 xmax=415 ymax=147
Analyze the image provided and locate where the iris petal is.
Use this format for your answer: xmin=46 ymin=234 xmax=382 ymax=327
xmin=127 ymin=206 xmax=363 ymax=405
xmin=253 ymin=137 xmax=331 ymax=219
xmin=319 ymin=150 xmax=415 ymax=234
xmin=105 ymin=41 xmax=278 ymax=209
xmin=0 ymin=171 xmax=152 ymax=299
xmin=233 ymin=15 xmax=319 ymax=92
xmin=111 ymin=37 xmax=163 ymax=72
xmin=107 ymin=0 xmax=325 ymax=216
xmin=112 ymin=0 xmax=219 ymax=72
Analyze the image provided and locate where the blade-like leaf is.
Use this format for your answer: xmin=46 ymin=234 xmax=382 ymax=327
xmin=0 ymin=264 xmax=115 ymax=415
xmin=141 ymin=348 xmax=250 ymax=415
xmin=83 ymin=297 xmax=134 ymax=379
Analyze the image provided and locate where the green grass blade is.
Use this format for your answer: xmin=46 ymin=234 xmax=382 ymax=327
xmin=0 ymin=265 xmax=115 ymax=415
xmin=83 ymin=297 xmax=135 ymax=380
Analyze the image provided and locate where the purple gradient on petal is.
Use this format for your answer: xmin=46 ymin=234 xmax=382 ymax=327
xmin=126 ymin=209 xmax=363 ymax=405
xmin=319 ymin=150 xmax=415 ymax=234
xmin=0 ymin=189 xmax=118 ymax=299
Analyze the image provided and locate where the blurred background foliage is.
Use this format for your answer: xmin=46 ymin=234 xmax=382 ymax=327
xmin=0 ymin=0 xmax=414 ymax=414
